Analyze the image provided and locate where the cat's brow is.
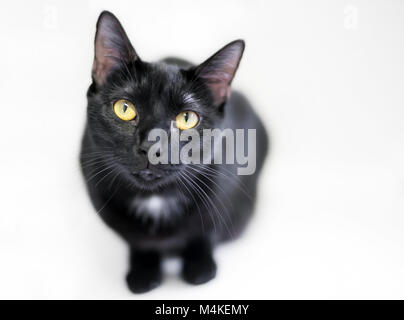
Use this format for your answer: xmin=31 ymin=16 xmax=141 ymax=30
xmin=183 ymin=93 xmax=199 ymax=106
xmin=123 ymin=84 xmax=135 ymax=94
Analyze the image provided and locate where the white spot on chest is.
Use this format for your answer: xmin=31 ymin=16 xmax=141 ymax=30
xmin=139 ymin=196 xmax=164 ymax=217
xmin=130 ymin=195 xmax=180 ymax=221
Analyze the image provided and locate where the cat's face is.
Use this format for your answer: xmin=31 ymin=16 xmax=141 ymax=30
xmin=86 ymin=11 xmax=244 ymax=191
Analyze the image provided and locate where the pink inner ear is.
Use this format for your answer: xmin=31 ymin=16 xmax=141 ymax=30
xmin=199 ymin=62 xmax=237 ymax=104
xmin=226 ymin=86 xmax=231 ymax=99
xmin=92 ymin=23 xmax=124 ymax=86
xmin=92 ymin=47 xmax=118 ymax=85
xmin=197 ymin=41 xmax=244 ymax=106
xmin=92 ymin=12 xmax=137 ymax=86
xmin=205 ymin=81 xmax=231 ymax=105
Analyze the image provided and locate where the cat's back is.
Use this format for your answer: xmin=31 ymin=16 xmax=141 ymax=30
xmin=224 ymin=90 xmax=269 ymax=174
xmin=208 ymin=91 xmax=269 ymax=241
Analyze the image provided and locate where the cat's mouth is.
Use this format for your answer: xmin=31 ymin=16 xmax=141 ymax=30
xmin=126 ymin=162 xmax=183 ymax=191
xmin=129 ymin=168 xmax=173 ymax=190
xmin=131 ymin=169 xmax=162 ymax=182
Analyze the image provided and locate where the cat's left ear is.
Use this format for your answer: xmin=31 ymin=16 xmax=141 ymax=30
xmin=194 ymin=40 xmax=245 ymax=107
xmin=92 ymin=11 xmax=138 ymax=86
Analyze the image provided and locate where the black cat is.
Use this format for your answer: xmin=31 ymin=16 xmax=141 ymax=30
xmin=80 ymin=11 xmax=268 ymax=293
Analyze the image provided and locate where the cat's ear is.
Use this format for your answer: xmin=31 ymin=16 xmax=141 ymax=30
xmin=92 ymin=11 xmax=138 ymax=86
xmin=194 ymin=40 xmax=245 ymax=107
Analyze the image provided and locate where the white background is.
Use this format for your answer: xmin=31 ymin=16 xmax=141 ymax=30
xmin=0 ymin=0 xmax=403 ymax=299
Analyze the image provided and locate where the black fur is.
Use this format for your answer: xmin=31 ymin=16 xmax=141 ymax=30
xmin=80 ymin=11 xmax=268 ymax=293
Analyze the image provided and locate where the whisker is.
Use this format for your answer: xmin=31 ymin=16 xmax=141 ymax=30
xmin=176 ymin=176 xmax=205 ymax=234
xmin=184 ymin=168 xmax=234 ymax=239
xmin=187 ymin=165 xmax=235 ymax=210
xmin=179 ymin=171 xmax=217 ymax=234
xmin=95 ymin=180 xmax=121 ymax=216
xmin=86 ymin=163 xmax=116 ymax=183
xmin=193 ymin=164 xmax=253 ymax=201
xmin=94 ymin=165 xmax=119 ymax=188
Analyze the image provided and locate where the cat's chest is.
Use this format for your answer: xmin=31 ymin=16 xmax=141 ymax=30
xmin=129 ymin=195 xmax=182 ymax=221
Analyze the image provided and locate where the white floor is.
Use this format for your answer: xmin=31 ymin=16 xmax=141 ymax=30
xmin=0 ymin=0 xmax=403 ymax=299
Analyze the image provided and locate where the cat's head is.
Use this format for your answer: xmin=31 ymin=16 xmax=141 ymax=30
xmin=86 ymin=11 xmax=244 ymax=191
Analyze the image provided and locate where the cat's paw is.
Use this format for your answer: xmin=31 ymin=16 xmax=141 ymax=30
xmin=126 ymin=269 xmax=162 ymax=294
xmin=182 ymin=257 xmax=217 ymax=285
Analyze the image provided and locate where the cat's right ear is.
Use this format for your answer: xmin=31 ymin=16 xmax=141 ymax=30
xmin=193 ymin=40 xmax=245 ymax=108
xmin=92 ymin=11 xmax=138 ymax=86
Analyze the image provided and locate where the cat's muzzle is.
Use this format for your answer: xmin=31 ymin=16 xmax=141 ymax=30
xmin=131 ymin=169 xmax=162 ymax=182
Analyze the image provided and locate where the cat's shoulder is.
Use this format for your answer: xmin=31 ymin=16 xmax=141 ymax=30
xmin=224 ymin=90 xmax=261 ymax=128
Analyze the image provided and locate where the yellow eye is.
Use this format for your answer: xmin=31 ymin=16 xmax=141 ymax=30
xmin=176 ymin=111 xmax=199 ymax=130
xmin=113 ymin=99 xmax=137 ymax=121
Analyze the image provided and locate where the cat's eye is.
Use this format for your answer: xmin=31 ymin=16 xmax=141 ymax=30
xmin=175 ymin=111 xmax=199 ymax=130
xmin=113 ymin=99 xmax=137 ymax=121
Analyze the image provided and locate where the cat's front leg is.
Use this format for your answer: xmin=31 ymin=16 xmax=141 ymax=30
xmin=182 ymin=238 xmax=217 ymax=285
xmin=126 ymin=249 xmax=162 ymax=293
